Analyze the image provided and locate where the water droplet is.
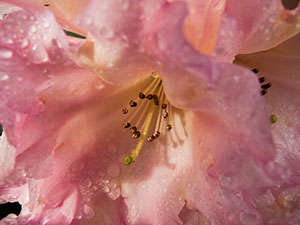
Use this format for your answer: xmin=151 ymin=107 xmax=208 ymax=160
xmin=102 ymin=185 xmax=111 ymax=193
xmin=29 ymin=26 xmax=37 ymax=33
xmin=29 ymin=16 xmax=34 ymax=21
xmin=0 ymin=73 xmax=9 ymax=81
xmin=83 ymin=204 xmax=95 ymax=218
xmin=43 ymin=20 xmax=50 ymax=28
xmin=130 ymin=205 xmax=139 ymax=217
xmin=2 ymin=37 xmax=13 ymax=44
xmin=32 ymin=44 xmax=38 ymax=51
xmin=19 ymin=39 xmax=29 ymax=48
xmin=107 ymin=164 xmax=120 ymax=178
xmin=98 ymin=171 xmax=106 ymax=177
xmin=0 ymin=48 xmax=13 ymax=59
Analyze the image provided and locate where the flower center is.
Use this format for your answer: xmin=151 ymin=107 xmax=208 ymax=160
xmin=122 ymin=72 xmax=173 ymax=165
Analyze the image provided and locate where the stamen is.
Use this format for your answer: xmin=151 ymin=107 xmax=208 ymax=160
xmin=261 ymin=83 xmax=272 ymax=89
xmin=123 ymin=121 xmax=131 ymax=128
xmin=129 ymin=100 xmax=137 ymax=107
xmin=252 ymin=68 xmax=259 ymax=74
xmin=139 ymin=92 xmax=145 ymax=99
xmin=259 ymin=77 xmax=265 ymax=83
xmin=122 ymin=73 xmax=175 ymax=164
xmin=122 ymin=108 xmax=129 ymax=114
xmin=166 ymin=124 xmax=172 ymax=131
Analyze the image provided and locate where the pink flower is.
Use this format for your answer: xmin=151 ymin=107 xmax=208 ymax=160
xmin=0 ymin=0 xmax=300 ymax=224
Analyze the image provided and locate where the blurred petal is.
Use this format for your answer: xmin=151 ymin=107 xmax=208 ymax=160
xmin=215 ymin=0 xmax=300 ymax=61
xmin=169 ymin=0 xmax=226 ymax=55
xmin=236 ymin=32 xmax=300 ymax=224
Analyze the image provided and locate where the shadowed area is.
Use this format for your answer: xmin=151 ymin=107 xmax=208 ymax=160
xmin=0 ymin=202 xmax=22 ymax=221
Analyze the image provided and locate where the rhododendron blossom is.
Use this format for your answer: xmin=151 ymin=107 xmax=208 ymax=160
xmin=1 ymin=0 xmax=300 ymax=225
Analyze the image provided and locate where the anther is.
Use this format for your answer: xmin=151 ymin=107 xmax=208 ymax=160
xmin=161 ymin=103 xmax=167 ymax=109
xmin=132 ymin=131 xmax=141 ymax=139
xmin=146 ymin=94 xmax=153 ymax=100
xmin=261 ymin=83 xmax=272 ymax=90
xmin=139 ymin=92 xmax=146 ymax=99
xmin=259 ymin=77 xmax=265 ymax=83
xmin=153 ymin=94 xmax=159 ymax=105
xmin=130 ymin=126 xmax=137 ymax=133
xmin=252 ymin=68 xmax=259 ymax=74
xmin=147 ymin=137 xmax=154 ymax=142
xmin=163 ymin=111 xmax=168 ymax=118
xmin=154 ymin=131 xmax=160 ymax=138
xmin=122 ymin=108 xmax=129 ymax=114
xmin=260 ymin=89 xmax=267 ymax=95
xmin=129 ymin=100 xmax=137 ymax=107
xmin=166 ymin=124 xmax=172 ymax=131
xmin=123 ymin=121 xmax=131 ymax=128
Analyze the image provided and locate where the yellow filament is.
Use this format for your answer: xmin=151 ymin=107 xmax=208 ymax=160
xmin=131 ymin=103 xmax=156 ymax=160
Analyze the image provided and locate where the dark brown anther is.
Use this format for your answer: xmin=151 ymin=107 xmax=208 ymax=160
xmin=252 ymin=68 xmax=259 ymax=74
xmin=139 ymin=92 xmax=145 ymax=99
xmin=132 ymin=131 xmax=141 ymax=139
xmin=43 ymin=3 xmax=50 ymax=6
xmin=122 ymin=108 xmax=129 ymax=114
xmin=154 ymin=99 xmax=159 ymax=106
xmin=281 ymin=0 xmax=299 ymax=10
xmin=155 ymin=131 xmax=160 ymax=138
xmin=163 ymin=111 xmax=168 ymax=119
xmin=261 ymin=83 xmax=272 ymax=90
xmin=147 ymin=137 xmax=154 ymax=142
xmin=129 ymin=100 xmax=137 ymax=107
xmin=130 ymin=126 xmax=137 ymax=133
xmin=161 ymin=103 xmax=167 ymax=109
xmin=260 ymin=89 xmax=267 ymax=96
xmin=146 ymin=94 xmax=153 ymax=100
xmin=123 ymin=121 xmax=131 ymax=128
xmin=166 ymin=124 xmax=172 ymax=131
xmin=259 ymin=77 xmax=265 ymax=83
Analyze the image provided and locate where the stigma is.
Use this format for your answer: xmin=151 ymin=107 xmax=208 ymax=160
xmin=121 ymin=73 xmax=173 ymax=165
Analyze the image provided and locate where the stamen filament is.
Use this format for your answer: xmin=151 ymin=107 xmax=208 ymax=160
xmin=131 ymin=103 xmax=156 ymax=160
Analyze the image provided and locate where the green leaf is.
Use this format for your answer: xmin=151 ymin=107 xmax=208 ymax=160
xmin=63 ymin=30 xmax=86 ymax=39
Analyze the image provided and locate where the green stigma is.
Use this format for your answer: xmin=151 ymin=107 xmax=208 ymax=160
xmin=124 ymin=155 xmax=133 ymax=165
xmin=270 ymin=114 xmax=277 ymax=124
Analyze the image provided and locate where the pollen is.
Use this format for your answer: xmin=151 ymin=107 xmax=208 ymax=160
xmin=122 ymin=73 xmax=175 ymax=165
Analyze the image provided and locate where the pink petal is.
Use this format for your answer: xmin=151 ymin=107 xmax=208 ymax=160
xmin=75 ymin=0 xmax=156 ymax=84
xmin=215 ymin=0 xmax=300 ymax=61
xmin=236 ymin=33 xmax=300 ymax=223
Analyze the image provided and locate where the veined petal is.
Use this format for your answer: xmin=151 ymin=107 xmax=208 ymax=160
xmin=215 ymin=0 xmax=300 ymax=61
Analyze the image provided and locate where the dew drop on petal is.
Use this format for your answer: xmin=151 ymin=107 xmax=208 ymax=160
xmin=0 ymin=48 xmax=13 ymax=59
xmin=102 ymin=185 xmax=111 ymax=193
xmin=19 ymin=39 xmax=29 ymax=48
xmin=130 ymin=205 xmax=139 ymax=217
xmin=29 ymin=26 xmax=36 ymax=33
xmin=83 ymin=204 xmax=95 ymax=218
xmin=2 ymin=37 xmax=13 ymax=44
xmin=0 ymin=73 xmax=9 ymax=81
xmin=107 ymin=164 xmax=120 ymax=178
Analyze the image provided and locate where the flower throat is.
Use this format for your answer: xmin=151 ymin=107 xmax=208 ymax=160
xmin=122 ymin=73 xmax=173 ymax=165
